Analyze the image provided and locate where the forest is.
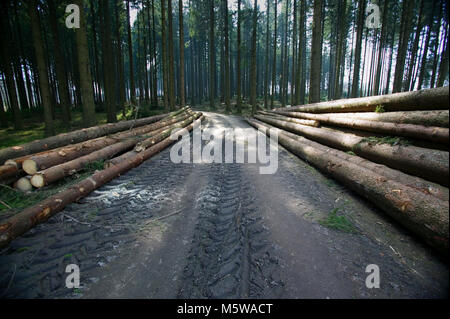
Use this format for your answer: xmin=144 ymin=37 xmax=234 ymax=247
xmin=0 ymin=0 xmax=448 ymax=143
xmin=0 ymin=0 xmax=449 ymax=300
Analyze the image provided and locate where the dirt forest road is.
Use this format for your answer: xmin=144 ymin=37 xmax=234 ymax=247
xmin=0 ymin=112 xmax=448 ymax=299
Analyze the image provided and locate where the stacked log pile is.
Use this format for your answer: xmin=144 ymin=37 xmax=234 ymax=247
xmin=0 ymin=108 xmax=204 ymax=248
xmin=250 ymin=86 xmax=449 ymax=255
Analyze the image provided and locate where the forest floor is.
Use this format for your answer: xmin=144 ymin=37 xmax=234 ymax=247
xmin=0 ymin=111 xmax=448 ymax=298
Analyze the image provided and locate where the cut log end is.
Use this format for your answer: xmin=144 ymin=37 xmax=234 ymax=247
xmin=30 ymin=174 xmax=45 ymax=188
xmin=22 ymin=159 xmax=38 ymax=175
xmin=14 ymin=177 xmax=32 ymax=192
xmin=3 ymin=160 xmax=18 ymax=168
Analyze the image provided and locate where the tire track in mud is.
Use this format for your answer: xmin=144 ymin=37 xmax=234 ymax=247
xmin=179 ymin=116 xmax=284 ymax=298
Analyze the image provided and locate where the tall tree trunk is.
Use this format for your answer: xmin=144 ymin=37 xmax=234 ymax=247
xmin=351 ymin=0 xmax=366 ymax=98
xmin=393 ymin=0 xmax=414 ymax=93
xmin=100 ymin=0 xmax=116 ymax=123
xmin=263 ymin=0 xmax=270 ymax=110
xmin=237 ymin=0 xmax=242 ymax=113
xmin=161 ymin=0 xmax=169 ymax=110
xmin=209 ymin=0 xmax=215 ymax=110
xmin=290 ymin=0 xmax=297 ymax=106
xmin=437 ymin=22 xmax=449 ymax=87
xmin=309 ymin=0 xmax=323 ymax=103
xmin=126 ymin=0 xmax=136 ymax=104
xmin=179 ymin=0 xmax=185 ymax=108
xmin=281 ymin=0 xmax=290 ymax=107
xmin=151 ymin=0 xmax=158 ymax=106
xmin=417 ymin=2 xmax=436 ymax=90
xmin=270 ymin=0 xmax=278 ymax=109
xmin=115 ymin=0 xmax=126 ymax=114
xmin=74 ymin=0 xmax=97 ymax=128
xmin=223 ymin=0 xmax=231 ymax=112
xmin=29 ymin=0 xmax=55 ymax=136
xmin=404 ymin=0 xmax=424 ymax=91
xmin=167 ymin=0 xmax=175 ymax=110
xmin=48 ymin=0 xmax=71 ymax=123
xmin=89 ymin=0 xmax=101 ymax=105
xmin=250 ymin=0 xmax=258 ymax=115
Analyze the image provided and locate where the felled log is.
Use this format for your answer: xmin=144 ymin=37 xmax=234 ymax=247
xmin=13 ymin=177 xmax=32 ymax=192
xmin=106 ymin=112 xmax=202 ymax=167
xmin=268 ymin=110 xmax=449 ymax=144
xmin=251 ymin=119 xmax=449 ymax=202
xmin=258 ymin=111 xmax=320 ymax=127
xmin=30 ymin=112 xmax=199 ymax=188
xmin=276 ymin=86 xmax=449 ymax=113
xmin=254 ymin=114 xmax=449 ymax=186
xmin=21 ymin=110 xmax=192 ymax=175
xmin=289 ymin=110 xmax=449 ymax=128
xmin=0 ymin=116 xmax=204 ymax=249
xmin=0 ymin=113 xmax=176 ymax=164
xmin=247 ymin=118 xmax=449 ymax=255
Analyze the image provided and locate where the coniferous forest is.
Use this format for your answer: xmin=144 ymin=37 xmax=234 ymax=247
xmin=0 ymin=0 xmax=448 ymax=140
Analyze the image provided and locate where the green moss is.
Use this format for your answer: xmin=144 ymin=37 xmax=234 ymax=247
xmin=319 ymin=207 xmax=358 ymax=234
xmin=346 ymin=151 xmax=356 ymax=156
xmin=375 ymin=105 xmax=385 ymax=113
xmin=360 ymin=136 xmax=412 ymax=146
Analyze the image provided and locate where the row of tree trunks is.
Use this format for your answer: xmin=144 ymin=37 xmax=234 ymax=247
xmin=275 ymin=86 xmax=449 ymax=113
xmin=0 ymin=117 xmax=204 ymax=249
xmin=254 ymin=114 xmax=449 ymax=186
xmin=257 ymin=111 xmax=320 ymax=127
xmin=253 ymin=119 xmax=449 ymax=202
xmin=0 ymin=113 xmax=173 ymax=164
xmin=30 ymin=112 xmax=201 ymax=188
xmin=107 ymin=112 xmax=202 ymax=166
xmin=273 ymin=110 xmax=449 ymax=128
xmin=266 ymin=111 xmax=449 ymax=144
xmin=21 ymin=109 xmax=191 ymax=175
xmin=246 ymin=118 xmax=449 ymax=256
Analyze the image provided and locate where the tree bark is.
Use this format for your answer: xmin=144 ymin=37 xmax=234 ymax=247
xmin=179 ymin=0 xmax=185 ymax=108
xmin=22 ymin=109 xmax=190 ymax=175
xmin=74 ymin=0 xmax=97 ymax=128
xmin=247 ymin=118 xmax=449 ymax=255
xmin=254 ymin=114 xmax=449 ymax=186
xmin=0 ymin=113 xmax=169 ymax=164
xmin=0 ymin=117 xmax=204 ymax=249
xmin=31 ymin=112 xmax=197 ymax=188
xmin=351 ymin=0 xmax=366 ymax=98
xmin=257 ymin=111 xmax=320 ymax=127
xmin=276 ymin=86 xmax=449 ymax=113
xmin=309 ymin=0 xmax=323 ymax=103
xmin=48 ymin=0 xmax=71 ymax=123
xmin=269 ymin=110 xmax=449 ymax=143
xmin=29 ymin=0 xmax=55 ymax=137
xmin=126 ymin=0 xmax=136 ymax=104
xmin=270 ymin=0 xmax=278 ymax=109
xmin=250 ymin=0 xmax=258 ymax=115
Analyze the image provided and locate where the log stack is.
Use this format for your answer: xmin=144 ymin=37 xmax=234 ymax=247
xmin=0 ymin=108 xmax=204 ymax=248
xmin=251 ymin=86 xmax=449 ymax=255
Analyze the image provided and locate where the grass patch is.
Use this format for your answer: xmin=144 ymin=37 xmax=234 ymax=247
xmin=346 ymin=151 xmax=356 ymax=156
xmin=359 ymin=136 xmax=412 ymax=146
xmin=0 ymin=159 xmax=107 ymax=219
xmin=16 ymin=246 xmax=31 ymax=253
xmin=319 ymin=207 xmax=358 ymax=234
xmin=375 ymin=105 xmax=385 ymax=113
xmin=64 ymin=253 xmax=73 ymax=259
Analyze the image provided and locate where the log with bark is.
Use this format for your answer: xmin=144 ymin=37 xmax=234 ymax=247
xmin=267 ymin=110 xmax=449 ymax=144
xmin=0 ymin=112 xmax=173 ymax=164
xmin=20 ymin=110 xmax=193 ymax=175
xmin=258 ymin=111 xmax=320 ymax=127
xmin=0 ymin=116 xmax=204 ymax=249
xmin=106 ymin=112 xmax=202 ymax=166
xmin=247 ymin=118 xmax=449 ymax=255
xmin=251 ymin=119 xmax=449 ymax=202
xmin=254 ymin=114 xmax=449 ymax=186
xmin=30 ymin=112 xmax=201 ymax=188
xmin=283 ymin=110 xmax=449 ymax=128
xmin=275 ymin=86 xmax=449 ymax=113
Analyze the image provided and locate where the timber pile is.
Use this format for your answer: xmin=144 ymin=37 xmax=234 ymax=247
xmin=0 ymin=108 xmax=204 ymax=248
xmin=252 ymin=86 xmax=449 ymax=255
